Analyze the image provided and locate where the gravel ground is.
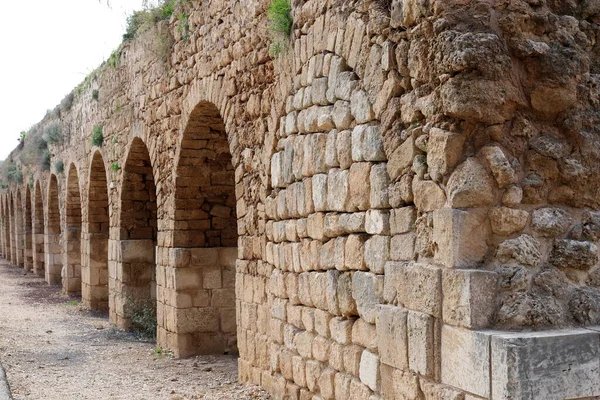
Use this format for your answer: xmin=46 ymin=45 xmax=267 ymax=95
xmin=0 ymin=259 xmax=270 ymax=400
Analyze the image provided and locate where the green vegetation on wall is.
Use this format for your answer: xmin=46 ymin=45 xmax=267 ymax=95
xmin=267 ymin=0 xmax=292 ymax=57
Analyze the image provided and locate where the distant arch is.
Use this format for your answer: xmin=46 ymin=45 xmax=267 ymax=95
xmin=33 ymin=181 xmax=45 ymax=276
xmin=45 ymin=174 xmax=62 ymax=285
xmin=64 ymin=164 xmax=82 ymax=294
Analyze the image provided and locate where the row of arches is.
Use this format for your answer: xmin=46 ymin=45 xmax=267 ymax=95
xmin=0 ymin=101 xmax=239 ymax=357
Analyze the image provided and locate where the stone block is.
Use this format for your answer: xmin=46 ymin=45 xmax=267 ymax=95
xmin=380 ymin=364 xmax=421 ymax=400
xmin=412 ymin=179 xmax=446 ymax=212
xmin=442 ymin=269 xmax=498 ymax=329
xmin=492 ymin=329 xmax=600 ymax=400
xmin=349 ymin=163 xmax=371 ymax=211
xmin=364 ymin=235 xmax=390 ymax=274
xmin=390 ymin=233 xmax=416 ymax=261
xmin=394 ymin=262 xmax=442 ymax=317
xmin=447 ymin=158 xmax=495 ymax=208
xmin=121 ymin=240 xmax=154 ymax=263
xmin=350 ymin=89 xmax=374 ymax=124
xmin=441 ymin=326 xmax=491 ymax=398
xmin=369 ymin=163 xmax=390 ymax=209
xmin=359 ymin=350 xmax=380 ymax=392
xmin=352 ymin=271 xmax=383 ymax=324
xmin=376 ymin=305 xmax=408 ymax=370
xmin=327 ymin=169 xmax=350 ymax=212
xmin=313 ymin=174 xmax=329 ymax=212
xmin=432 ymin=208 xmax=488 ymax=268
xmin=388 ymin=136 xmax=419 ymax=181
xmin=336 ymin=130 xmax=353 ymax=170
xmin=333 ymin=101 xmax=353 ymax=130
xmin=390 ymin=206 xmax=416 ymax=235
xmin=365 ymin=210 xmax=389 ymax=235
xmin=407 ymin=310 xmax=435 ymax=377
xmin=427 ymin=128 xmax=465 ymax=182
xmin=489 ymin=207 xmax=529 ymax=236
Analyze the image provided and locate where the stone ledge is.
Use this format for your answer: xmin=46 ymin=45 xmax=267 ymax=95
xmin=441 ymin=326 xmax=600 ymax=400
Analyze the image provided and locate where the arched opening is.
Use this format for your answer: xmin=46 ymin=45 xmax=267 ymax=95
xmin=158 ymin=101 xmax=238 ymax=357
xmin=64 ymin=164 xmax=82 ymax=294
xmin=112 ymin=137 xmax=157 ymax=332
xmin=15 ymin=190 xmax=24 ymax=268
xmin=33 ymin=181 xmax=45 ymax=276
xmin=45 ymin=175 xmax=62 ymax=285
xmin=83 ymin=151 xmax=109 ymax=312
xmin=24 ymin=186 xmax=33 ymax=271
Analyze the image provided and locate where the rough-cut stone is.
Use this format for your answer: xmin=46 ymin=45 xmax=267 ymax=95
xmin=479 ymin=146 xmax=516 ymax=188
xmin=447 ymin=158 xmax=495 ymax=208
xmin=496 ymin=235 xmax=542 ymax=267
xmin=427 ymin=128 xmax=465 ymax=182
xmin=359 ymin=350 xmax=380 ymax=392
xmin=388 ymin=137 xmax=420 ymax=181
xmin=393 ymin=262 xmax=441 ymax=317
xmin=531 ymin=207 xmax=572 ymax=237
xmin=491 ymin=330 xmax=600 ymax=399
xmin=412 ymin=179 xmax=446 ymax=212
xmin=489 ymin=207 xmax=529 ymax=236
xmin=549 ymin=239 xmax=598 ymax=271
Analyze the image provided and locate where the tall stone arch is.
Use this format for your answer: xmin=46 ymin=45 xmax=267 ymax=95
xmin=64 ymin=164 xmax=83 ymax=294
xmin=33 ymin=180 xmax=45 ymax=276
xmin=111 ymin=137 xmax=158 ymax=331
xmin=24 ymin=185 xmax=33 ymax=271
xmin=82 ymin=151 xmax=110 ymax=312
xmin=14 ymin=189 xmax=24 ymax=269
xmin=156 ymin=100 xmax=238 ymax=357
xmin=45 ymin=174 xmax=62 ymax=285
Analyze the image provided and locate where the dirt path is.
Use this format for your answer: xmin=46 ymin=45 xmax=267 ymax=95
xmin=0 ymin=259 xmax=270 ymax=400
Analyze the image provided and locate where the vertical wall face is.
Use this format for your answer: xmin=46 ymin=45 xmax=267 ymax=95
xmin=24 ymin=187 xmax=33 ymax=271
xmin=33 ymin=182 xmax=45 ymax=276
xmin=82 ymin=152 xmax=109 ymax=312
xmin=157 ymin=101 xmax=238 ymax=357
xmin=45 ymin=175 xmax=62 ymax=285
xmin=64 ymin=165 xmax=82 ymax=294
xmin=110 ymin=138 xmax=157 ymax=329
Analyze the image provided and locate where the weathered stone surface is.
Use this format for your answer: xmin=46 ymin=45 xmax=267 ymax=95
xmin=376 ymin=305 xmax=408 ymax=370
xmin=392 ymin=262 xmax=441 ymax=317
xmin=427 ymin=128 xmax=465 ymax=182
xmin=531 ymin=207 xmax=572 ymax=237
xmin=489 ymin=207 xmax=529 ymax=236
xmin=447 ymin=158 xmax=495 ymax=208
xmin=388 ymin=137 xmax=420 ymax=181
xmin=549 ymin=239 xmax=598 ymax=271
xmin=433 ymin=209 xmax=488 ymax=268
xmin=441 ymin=326 xmax=491 ymax=398
xmin=496 ymin=235 xmax=542 ymax=267
xmin=491 ymin=330 xmax=600 ymax=399
xmin=412 ymin=179 xmax=446 ymax=212
xmin=442 ymin=269 xmax=498 ymax=329
xmin=479 ymin=146 xmax=516 ymax=188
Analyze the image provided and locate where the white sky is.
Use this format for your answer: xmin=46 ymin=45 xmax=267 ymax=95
xmin=0 ymin=0 xmax=145 ymax=160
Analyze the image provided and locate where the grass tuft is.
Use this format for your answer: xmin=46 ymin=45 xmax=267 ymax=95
xmin=91 ymin=125 xmax=104 ymax=147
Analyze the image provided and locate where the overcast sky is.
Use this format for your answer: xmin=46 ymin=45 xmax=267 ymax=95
xmin=0 ymin=0 xmax=145 ymax=160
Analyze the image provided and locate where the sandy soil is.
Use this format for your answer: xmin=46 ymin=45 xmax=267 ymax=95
xmin=0 ymin=259 xmax=270 ymax=400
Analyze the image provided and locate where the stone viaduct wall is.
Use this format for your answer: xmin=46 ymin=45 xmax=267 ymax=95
xmin=1 ymin=0 xmax=600 ymax=398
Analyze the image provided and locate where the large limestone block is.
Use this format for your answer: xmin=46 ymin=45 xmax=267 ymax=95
xmin=412 ymin=179 xmax=446 ymax=212
xmin=352 ymin=271 xmax=383 ymax=324
xmin=441 ymin=326 xmax=491 ymax=398
xmin=491 ymin=329 xmax=600 ymax=399
xmin=376 ymin=305 xmax=408 ymax=370
xmin=442 ymin=269 xmax=498 ymax=329
xmin=121 ymin=240 xmax=155 ymax=263
xmin=432 ymin=209 xmax=488 ymax=268
xmin=447 ymin=158 xmax=495 ymax=208
xmin=390 ymin=262 xmax=442 ymax=317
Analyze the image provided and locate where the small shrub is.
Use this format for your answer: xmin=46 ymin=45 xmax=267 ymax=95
xmin=91 ymin=125 xmax=104 ymax=147
xmin=40 ymin=149 xmax=51 ymax=171
xmin=177 ymin=12 xmax=190 ymax=41
xmin=61 ymin=91 xmax=75 ymax=111
xmin=54 ymin=160 xmax=64 ymax=174
xmin=124 ymin=297 xmax=157 ymax=340
xmin=110 ymin=162 xmax=120 ymax=172
xmin=92 ymin=89 xmax=99 ymax=101
xmin=43 ymin=121 xmax=63 ymax=144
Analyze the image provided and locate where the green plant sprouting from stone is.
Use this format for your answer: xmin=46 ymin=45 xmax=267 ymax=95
xmin=54 ymin=159 xmax=64 ymax=174
xmin=267 ymin=0 xmax=292 ymax=57
xmin=91 ymin=125 xmax=104 ymax=147
xmin=111 ymin=162 xmax=120 ymax=172
xmin=124 ymin=296 xmax=157 ymax=340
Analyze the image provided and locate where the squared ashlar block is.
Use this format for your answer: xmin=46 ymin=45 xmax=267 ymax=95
xmin=441 ymin=325 xmax=492 ymax=398
xmin=491 ymin=329 xmax=600 ymax=400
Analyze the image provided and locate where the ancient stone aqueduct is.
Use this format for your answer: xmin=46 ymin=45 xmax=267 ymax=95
xmin=0 ymin=0 xmax=599 ymax=398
